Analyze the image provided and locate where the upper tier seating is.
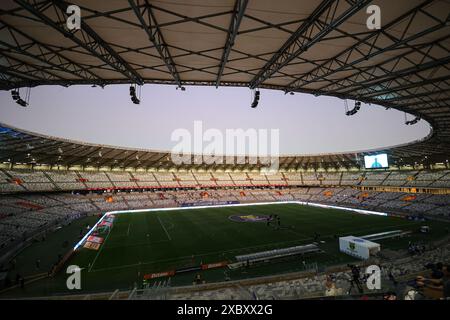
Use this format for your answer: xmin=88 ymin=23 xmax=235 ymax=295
xmin=382 ymin=171 xmax=418 ymax=186
xmin=152 ymin=172 xmax=179 ymax=187
xmin=192 ymin=172 xmax=215 ymax=186
xmin=106 ymin=172 xmax=138 ymax=188
xmin=340 ymin=172 xmax=363 ymax=186
xmin=5 ymin=170 xmax=56 ymax=192
xmin=283 ymin=172 xmax=303 ymax=186
xmin=174 ymin=172 xmax=197 ymax=187
xmin=45 ymin=171 xmax=85 ymax=190
xmin=0 ymin=169 xmax=450 ymax=193
xmin=1 ymin=185 xmax=449 ymax=248
xmin=320 ymin=173 xmax=342 ymax=185
xmin=302 ymin=172 xmax=320 ymax=186
xmin=210 ymin=172 xmax=233 ymax=186
xmin=360 ymin=171 xmax=390 ymax=186
xmin=428 ymin=171 xmax=450 ymax=188
xmin=229 ymin=172 xmax=251 ymax=186
xmin=246 ymin=172 xmax=269 ymax=185
xmin=77 ymin=172 xmax=114 ymax=189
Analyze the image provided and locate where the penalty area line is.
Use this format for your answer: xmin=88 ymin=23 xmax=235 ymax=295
xmin=157 ymin=216 xmax=172 ymax=241
xmin=88 ymin=225 xmax=113 ymax=273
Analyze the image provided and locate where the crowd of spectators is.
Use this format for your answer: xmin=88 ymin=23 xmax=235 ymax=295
xmin=0 ymin=187 xmax=447 ymax=239
xmin=1 ymin=169 xmax=449 ymax=193
xmin=168 ymin=241 xmax=450 ymax=300
xmin=1 ymin=171 xmax=449 ymax=249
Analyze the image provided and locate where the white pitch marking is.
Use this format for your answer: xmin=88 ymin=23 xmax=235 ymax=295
xmin=88 ymin=225 xmax=113 ymax=273
xmin=157 ymin=216 xmax=172 ymax=241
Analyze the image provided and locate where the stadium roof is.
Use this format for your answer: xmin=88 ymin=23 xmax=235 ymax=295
xmin=0 ymin=0 xmax=449 ymax=169
xmin=0 ymin=122 xmax=444 ymax=170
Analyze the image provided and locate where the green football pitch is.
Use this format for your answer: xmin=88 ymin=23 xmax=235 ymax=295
xmin=63 ymin=203 xmax=444 ymax=293
xmin=4 ymin=202 xmax=447 ymax=297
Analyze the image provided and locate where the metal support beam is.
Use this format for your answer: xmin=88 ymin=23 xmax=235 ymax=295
xmin=286 ymin=0 xmax=443 ymax=91
xmin=0 ymin=54 xmax=58 ymax=81
xmin=249 ymin=0 xmax=371 ymax=89
xmin=0 ymin=20 xmax=101 ymax=82
xmin=215 ymin=0 xmax=248 ymax=88
xmin=384 ymin=88 xmax=450 ymax=103
xmin=129 ymin=0 xmax=182 ymax=87
xmin=338 ymin=55 xmax=450 ymax=96
xmin=315 ymin=34 xmax=450 ymax=93
xmin=365 ymin=75 xmax=450 ymax=99
xmin=15 ymin=0 xmax=143 ymax=84
xmin=0 ymin=65 xmax=36 ymax=82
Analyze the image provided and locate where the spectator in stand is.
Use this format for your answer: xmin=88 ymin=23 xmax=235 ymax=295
xmin=416 ymin=265 xmax=449 ymax=299
xmin=383 ymin=292 xmax=397 ymax=300
xmin=444 ymin=273 xmax=450 ymax=299
xmin=404 ymin=288 xmax=421 ymax=300
xmin=431 ymin=263 xmax=445 ymax=279
xmin=388 ymin=268 xmax=398 ymax=286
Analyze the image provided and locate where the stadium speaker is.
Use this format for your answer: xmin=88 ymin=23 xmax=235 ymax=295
xmin=16 ymin=99 xmax=28 ymax=107
xmin=11 ymin=88 xmax=29 ymax=107
xmin=129 ymin=85 xmax=141 ymax=104
xmin=405 ymin=116 xmax=421 ymax=125
xmin=251 ymin=90 xmax=260 ymax=108
xmin=11 ymin=90 xmax=19 ymax=101
xmin=131 ymin=96 xmax=140 ymax=104
xmin=345 ymin=101 xmax=361 ymax=116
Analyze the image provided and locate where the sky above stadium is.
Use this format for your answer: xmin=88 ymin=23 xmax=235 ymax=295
xmin=0 ymin=85 xmax=430 ymax=156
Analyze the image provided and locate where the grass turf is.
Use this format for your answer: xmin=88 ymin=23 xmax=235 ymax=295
xmin=2 ymin=203 xmax=447 ymax=297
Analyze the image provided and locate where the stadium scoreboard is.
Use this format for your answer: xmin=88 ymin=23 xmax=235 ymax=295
xmin=364 ymin=154 xmax=389 ymax=169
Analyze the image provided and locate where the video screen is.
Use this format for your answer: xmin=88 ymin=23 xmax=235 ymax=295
xmin=364 ymin=154 xmax=389 ymax=169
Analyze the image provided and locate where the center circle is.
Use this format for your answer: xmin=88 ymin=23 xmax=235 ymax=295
xmin=229 ymin=214 xmax=271 ymax=223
